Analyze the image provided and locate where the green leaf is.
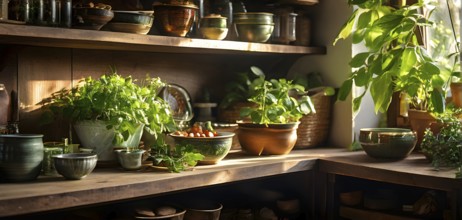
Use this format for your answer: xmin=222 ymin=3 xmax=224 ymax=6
xmin=400 ymin=47 xmax=417 ymax=75
xmin=350 ymin=52 xmax=370 ymax=68
xmin=338 ymin=79 xmax=353 ymax=101
xmin=334 ymin=9 xmax=358 ymax=45
xmin=357 ymin=10 xmax=372 ymax=30
xmin=353 ymin=68 xmax=369 ymax=87
xmin=431 ymin=89 xmax=445 ymax=113
xmin=250 ymin=66 xmax=265 ymax=77
xmin=370 ymin=72 xmax=393 ymax=113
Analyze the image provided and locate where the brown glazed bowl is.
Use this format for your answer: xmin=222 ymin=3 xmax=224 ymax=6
xmin=153 ymin=3 xmax=198 ymax=37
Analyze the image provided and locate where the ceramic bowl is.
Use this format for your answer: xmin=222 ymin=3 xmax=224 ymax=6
xmin=53 ymin=153 xmax=97 ymax=180
xmin=168 ymin=132 xmax=234 ymax=165
xmin=233 ymin=12 xmax=274 ymax=24
xmin=199 ymin=27 xmax=228 ymax=40
xmin=72 ymin=7 xmax=114 ymax=30
xmin=134 ymin=206 xmax=186 ymax=219
xmin=111 ymin=11 xmax=154 ymax=25
xmin=200 ymin=15 xmax=227 ymax=28
xmin=153 ymin=4 xmax=198 ymax=37
xmin=359 ymin=128 xmax=417 ymax=159
xmin=235 ymin=23 xmax=274 ymax=43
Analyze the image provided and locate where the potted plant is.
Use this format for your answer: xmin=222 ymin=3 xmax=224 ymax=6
xmin=236 ymin=66 xmax=315 ymax=155
xmin=40 ymin=69 xmax=176 ymax=164
xmin=420 ymin=108 xmax=462 ymax=178
xmin=334 ymin=0 xmax=453 ymax=146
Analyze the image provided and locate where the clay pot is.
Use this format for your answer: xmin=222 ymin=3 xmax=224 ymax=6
xmin=450 ymin=82 xmax=462 ymax=108
xmin=236 ymin=122 xmax=299 ymax=155
xmin=407 ymin=109 xmax=437 ymax=149
xmin=0 ymin=134 xmax=44 ymax=182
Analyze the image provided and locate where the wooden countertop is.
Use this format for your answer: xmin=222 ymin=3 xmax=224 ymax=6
xmin=0 ymin=148 xmax=460 ymax=217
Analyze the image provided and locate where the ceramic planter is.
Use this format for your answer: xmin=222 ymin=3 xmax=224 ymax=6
xmin=407 ymin=109 xmax=437 ymax=149
xmin=74 ymin=120 xmax=144 ymax=164
xmin=236 ymin=122 xmax=299 ymax=155
xmin=115 ymin=149 xmax=146 ymax=170
xmin=0 ymin=134 xmax=44 ymax=182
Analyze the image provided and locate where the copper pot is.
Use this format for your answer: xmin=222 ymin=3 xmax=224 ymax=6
xmin=236 ymin=122 xmax=299 ymax=155
xmin=153 ymin=3 xmax=198 ymax=37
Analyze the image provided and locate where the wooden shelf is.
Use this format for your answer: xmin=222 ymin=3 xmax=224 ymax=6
xmin=0 ymin=149 xmax=336 ymax=218
xmin=0 ymin=23 xmax=326 ymax=55
xmin=339 ymin=206 xmax=423 ymax=220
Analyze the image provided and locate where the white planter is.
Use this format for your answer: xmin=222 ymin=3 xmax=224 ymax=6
xmin=74 ymin=120 xmax=144 ymax=163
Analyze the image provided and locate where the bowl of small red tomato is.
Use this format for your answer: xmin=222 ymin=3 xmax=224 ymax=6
xmin=169 ymin=122 xmax=235 ymax=165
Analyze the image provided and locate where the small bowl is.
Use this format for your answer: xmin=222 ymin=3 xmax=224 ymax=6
xmin=235 ymin=23 xmax=274 ymax=43
xmin=233 ymin=12 xmax=274 ymax=24
xmin=199 ymin=27 xmax=228 ymax=40
xmin=200 ymin=15 xmax=227 ymax=28
xmin=168 ymin=132 xmax=234 ymax=165
xmin=111 ymin=10 xmax=154 ymax=25
xmin=134 ymin=206 xmax=186 ymax=219
xmin=153 ymin=3 xmax=198 ymax=37
xmin=53 ymin=153 xmax=97 ymax=180
xmin=72 ymin=7 xmax=114 ymax=30
xmin=105 ymin=22 xmax=153 ymax=34
xmin=359 ymin=128 xmax=417 ymax=159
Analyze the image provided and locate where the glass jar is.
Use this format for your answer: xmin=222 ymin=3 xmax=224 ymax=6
xmin=42 ymin=145 xmax=64 ymax=176
xmin=272 ymin=7 xmax=297 ymax=45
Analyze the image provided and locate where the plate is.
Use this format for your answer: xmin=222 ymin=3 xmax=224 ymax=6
xmin=160 ymin=84 xmax=193 ymax=122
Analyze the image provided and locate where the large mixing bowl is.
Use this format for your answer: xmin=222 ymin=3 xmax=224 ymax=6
xmin=233 ymin=12 xmax=274 ymax=24
xmin=153 ymin=3 xmax=198 ymax=37
xmin=359 ymin=128 xmax=417 ymax=159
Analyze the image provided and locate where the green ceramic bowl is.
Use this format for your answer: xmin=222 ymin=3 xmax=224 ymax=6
xmin=359 ymin=128 xmax=417 ymax=159
xmin=235 ymin=23 xmax=274 ymax=43
xmin=169 ymin=132 xmax=234 ymax=165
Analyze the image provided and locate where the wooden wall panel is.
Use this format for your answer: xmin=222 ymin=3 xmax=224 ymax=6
xmin=17 ymin=46 xmax=72 ymax=140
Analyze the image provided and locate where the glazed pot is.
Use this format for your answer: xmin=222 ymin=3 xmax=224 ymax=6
xmin=74 ymin=120 xmax=144 ymax=164
xmin=153 ymin=3 xmax=198 ymax=37
xmin=115 ymin=149 xmax=145 ymax=170
xmin=359 ymin=128 xmax=417 ymax=159
xmin=0 ymin=134 xmax=44 ymax=182
xmin=236 ymin=122 xmax=299 ymax=155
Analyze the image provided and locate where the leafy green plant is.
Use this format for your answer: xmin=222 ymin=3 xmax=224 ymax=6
xmin=240 ymin=66 xmax=315 ymax=124
xmin=219 ymin=67 xmax=265 ymax=110
xmin=40 ymin=68 xmax=176 ymax=144
xmin=421 ymin=108 xmax=462 ymax=178
xmin=151 ymin=138 xmax=204 ymax=173
xmin=334 ymin=0 xmax=452 ymax=114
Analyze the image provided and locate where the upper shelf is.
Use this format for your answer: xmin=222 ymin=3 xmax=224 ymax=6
xmin=0 ymin=23 xmax=326 ymax=55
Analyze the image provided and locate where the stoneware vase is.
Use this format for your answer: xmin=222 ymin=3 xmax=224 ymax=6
xmin=236 ymin=122 xmax=299 ymax=155
xmin=115 ymin=149 xmax=145 ymax=170
xmin=0 ymin=134 xmax=44 ymax=182
xmin=74 ymin=120 xmax=144 ymax=164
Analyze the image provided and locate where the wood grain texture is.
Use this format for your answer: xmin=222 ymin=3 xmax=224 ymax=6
xmin=0 ymin=24 xmax=326 ymax=55
xmin=0 ymin=149 xmax=321 ymax=217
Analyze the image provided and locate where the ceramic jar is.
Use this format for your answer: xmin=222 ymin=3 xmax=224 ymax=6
xmin=0 ymin=134 xmax=44 ymax=182
xmin=115 ymin=149 xmax=145 ymax=170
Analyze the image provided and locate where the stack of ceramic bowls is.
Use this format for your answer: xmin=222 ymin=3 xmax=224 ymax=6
xmin=199 ymin=14 xmax=228 ymax=40
xmin=233 ymin=12 xmax=274 ymax=43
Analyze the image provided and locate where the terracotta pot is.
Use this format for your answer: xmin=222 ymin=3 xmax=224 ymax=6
xmin=407 ymin=109 xmax=437 ymax=149
xmin=236 ymin=122 xmax=299 ymax=155
xmin=450 ymin=82 xmax=462 ymax=108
